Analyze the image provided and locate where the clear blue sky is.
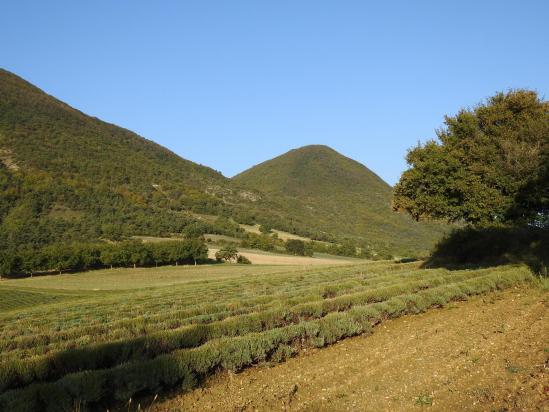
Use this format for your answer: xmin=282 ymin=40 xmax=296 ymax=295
xmin=2 ymin=1 xmax=548 ymax=185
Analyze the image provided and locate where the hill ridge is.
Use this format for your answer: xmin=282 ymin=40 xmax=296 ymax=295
xmin=0 ymin=68 xmax=446 ymax=255
xmin=233 ymin=145 xmax=447 ymax=253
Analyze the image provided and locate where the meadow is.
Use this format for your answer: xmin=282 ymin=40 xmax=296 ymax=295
xmin=0 ymin=261 xmax=535 ymax=411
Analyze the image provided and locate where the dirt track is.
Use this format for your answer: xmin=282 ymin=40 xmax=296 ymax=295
xmin=208 ymin=248 xmax=355 ymax=265
xmin=152 ymin=287 xmax=548 ymax=411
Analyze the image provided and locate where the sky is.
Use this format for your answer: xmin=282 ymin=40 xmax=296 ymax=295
xmin=1 ymin=1 xmax=548 ymax=185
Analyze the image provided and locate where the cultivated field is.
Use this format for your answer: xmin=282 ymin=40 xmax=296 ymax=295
xmin=207 ymin=247 xmax=359 ymax=265
xmin=0 ymin=261 xmax=537 ymax=411
xmin=154 ymin=287 xmax=548 ymax=411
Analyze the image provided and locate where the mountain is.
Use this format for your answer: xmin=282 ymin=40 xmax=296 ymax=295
xmin=0 ymin=69 xmax=285 ymax=251
xmin=233 ymin=145 xmax=447 ymax=254
xmin=0 ymin=69 xmax=445 ymax=256
xmin=0 ymin=69 xmax=229 ymax=200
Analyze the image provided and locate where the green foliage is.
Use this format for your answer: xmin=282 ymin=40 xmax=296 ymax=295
xmin=309 ymin=239 xmax=365 ymax=259
xmin=240 ymin=233 xmax=277 ymax=252
xmin=285 ymin=239 xmax=307 ymax=256
xmin=182 ymin=221 xmax=211 ymax=238
xmin=258 ymin=224 xmax=272 ymax=234
xmin=393 ymin=90 xmax=549 ymax=226
xmin=236 ymin=255 xmax=251 ymax=264
xmin=215 ymin=246 xmax=239 ymax=263
xmin=234 ymin=145 xmax=448 ymax=255
xmin=0 ymin=70 xmax=341 ymax=258
xmin=0 ymin=70 xmax=447 ymax=258
xmin=0 ymin=239 xmax=208 ymax=277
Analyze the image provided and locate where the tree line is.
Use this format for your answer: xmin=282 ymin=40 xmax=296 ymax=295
xmin=0 ymin=239 xmax=208 ymax=278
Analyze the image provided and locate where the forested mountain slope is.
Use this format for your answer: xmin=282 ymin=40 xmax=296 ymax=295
xmin=0 ymin=69 xmax=269 ymax=251
xmin=0 ymin=69 xmax=446 ymax=256
xmin=234 ymin=145 xmax=447 ymax=254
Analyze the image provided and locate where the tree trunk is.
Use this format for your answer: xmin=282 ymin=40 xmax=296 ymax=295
xmin=194 ymin=259 xmax=197 ymax=266
xmin=133 ymin=263 xmax=136 ymax=269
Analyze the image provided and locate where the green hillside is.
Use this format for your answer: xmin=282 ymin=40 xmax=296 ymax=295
xmin=0 ymin=69 xmax=272 ymax=252
xmin=0 ymin=69 xmax=446 ymax=258
xmin=0 ymin=69 xmax=232 ymax=203
xmin=234 ymin=145 xmax=448 ymax=254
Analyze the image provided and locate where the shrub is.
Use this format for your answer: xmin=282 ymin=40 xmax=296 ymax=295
xmin=215 ymin=246 xmax=239 ymax=263
xmin=285 ymin=239 xmax=306 ymax=256
xmin=237 ymin=255 xmax=251 ymax=264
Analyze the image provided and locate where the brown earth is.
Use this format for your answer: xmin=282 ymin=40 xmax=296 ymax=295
xmin=151 ymin=286 xmax=548 ymax=412
xmin=207 ymin=248 xmax=356 ymax=265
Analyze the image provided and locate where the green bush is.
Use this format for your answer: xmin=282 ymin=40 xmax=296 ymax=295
xmin=215 ymin=246 xmax=239 ymax=263
xmin=285 ymin=239 xmax=306 ymax=256
xmin=237 ymin=255 xmax=251 ymax=264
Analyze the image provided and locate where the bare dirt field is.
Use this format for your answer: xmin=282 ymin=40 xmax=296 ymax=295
xmin=208 ymin=248 xmax=357 ymax=265
xmin=152 ymin=286 xmax=548 ymax=412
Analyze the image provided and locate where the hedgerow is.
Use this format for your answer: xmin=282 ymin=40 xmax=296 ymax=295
xmin=0 ymin=238 xmax=208 ymax=277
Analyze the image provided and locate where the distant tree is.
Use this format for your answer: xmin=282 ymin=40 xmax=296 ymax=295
xmin=0 ymin=253 xmax=20 ymax=278
xmin=188 ymin=238 xmax=208 ymax=265
xmin=44 ymin=244 xmax=83 ymax=274
xmin=166 ymin=241 xmax=190 ymax=266
xmin=237 ymin=254 xmax=252 ymax=264
xmin=183 ymin=221 xmax=210 ymax=239
xmin=244 ymin=233 xmax=276 ymax=251
xmin=100 ymin=245 xmax=118 ymax=269
xmin=151 ymin=243 xmax=170 ymax=267
xmin=259 ymin=224 xmax=272 ymax=234
xmin=124 ymin=241 xmax=152 ymax=269
xmin=285 ymin=239 xmax=306 ymax=256
xmin=393 ymin=90 xmax=549 ymax=226
xmin=215 ymin=246 xmax=239 ymax=263
xmin=338 ymin=240 xmax=357 ymax=257
xmin=213 ymin=216 xmax=244 ymax=237
xmin=101 ymin=224 xmax=124 ymax=241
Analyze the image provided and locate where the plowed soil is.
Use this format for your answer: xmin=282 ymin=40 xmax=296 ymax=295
xmin=151 ymin=286 xmax=548 ymax=411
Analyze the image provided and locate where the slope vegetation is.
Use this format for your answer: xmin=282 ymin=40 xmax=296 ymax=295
xmin=0 ymin=70 xmax=292 ymax=252
xmin=234 ymin=145 xmax=447 ymax=255
xmin=0 ymin=69 xmax=446 ymax=257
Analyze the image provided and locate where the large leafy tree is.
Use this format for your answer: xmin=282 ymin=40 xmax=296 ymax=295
xmin=393 ymin=90 xmax=548 ymax=226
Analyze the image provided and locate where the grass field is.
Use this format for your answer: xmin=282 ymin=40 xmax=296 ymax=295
xmin=0 ymin=261 xmax=536 ymax=411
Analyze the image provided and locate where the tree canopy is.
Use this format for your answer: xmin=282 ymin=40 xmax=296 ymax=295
xmin=393 ymin=90 xmax=548 ymax=226
xmin=214 ymin=246 xmax=239 ymax=263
